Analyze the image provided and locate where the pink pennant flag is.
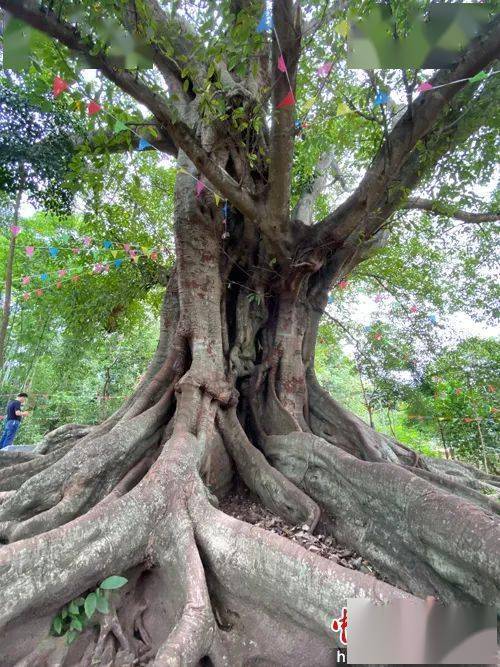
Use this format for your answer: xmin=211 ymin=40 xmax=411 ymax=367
xmin=195 ymin=179 xmax=206 ymax=198
xmin=418 ymin=82 xmax=433 ymax=92
xmin=87 ymin=101 xmax=102 ymax=116
xmin=10 ymin=225 xmax=21 ymax=237
xmin=53 ymin=76 xmax=69 ymax=97
xmin=123 ymin=243 xmax=131 ymax=252
xmin=25 ymin=246 xmax=35 ymax=257
xmin=36 ymin=288 xmax=44 ymax=297
xmin=94 ymin=263 xmax=104 ymax=273
xmin=410 ymin=305 xmax=418 ymax=313
xmin=374 ymin=332 xmax=382 ymax=341
xmin=23 ymin=292 xmax=30 ymax=301
xmin=58 ymin=269 xmax=67 ymax=277
xmin=83 ymin=236 xmax=92 ymax=246
xmin=72 ymin=247 xmax=80 ymax=254
xmin=374 ymin=293 xmax=383 ymax=303
xmin=277 ymin=55 xmax=287 ymax=73
xmin=276 ymin=90 xmax=295 ymax=109
xmin=317 ymin=62 xmax=333 ymax=77
xmin=338 ymin=280 xmax=348 ymax=289
xmin=129 ymin=249 xmax=137 ymax=257
xmin=22 ymin=276 xmax=30 ymax=285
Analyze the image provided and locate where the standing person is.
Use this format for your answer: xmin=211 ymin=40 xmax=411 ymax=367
xmin=0 ymin=392 xmax=29 ymax=449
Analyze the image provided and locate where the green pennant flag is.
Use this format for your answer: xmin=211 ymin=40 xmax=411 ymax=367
xmin=114 ymin=119 xmax=128 ymax=134
xmin=469 ymin=71 xmax=488 ymax=83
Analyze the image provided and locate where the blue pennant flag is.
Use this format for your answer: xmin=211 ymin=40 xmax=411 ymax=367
xmin=103 ymin=240 xmax=112 ymax=249
xmin=223 ymin=202 xmax=229 ymax=218
xmin=40 ymin=273 xmax=48 ymax=281
xmin=256 ymin=9 xmax=273 ymax=33
xmin=48 ymin=246 xmax=59 ymax=257
xmin=374 ymin=90 xmax=390 ymax=106
xmin=138 ymin=138 xmax=152 ymax=151
xmin=363 ymin=325 xmax=372 ymax=332
xmin=327 ymin=295 xmax=334 ymax=304
xmin=428 ymin=314 xmax=438 ymax=325
xmin=114 ymin=258 xmax=123 ymax=268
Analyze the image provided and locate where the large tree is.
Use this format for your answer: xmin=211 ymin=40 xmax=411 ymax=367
xmin=0 ymin=2 xmax=499 ymax=665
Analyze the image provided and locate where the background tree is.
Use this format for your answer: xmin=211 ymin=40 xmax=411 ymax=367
xmin=0 ymin=2 xmax=499 ymax=665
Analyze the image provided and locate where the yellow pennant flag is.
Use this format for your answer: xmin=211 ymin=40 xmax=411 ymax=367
xmin=336 ymin=102 xmax=350 ymax=116
xmin=141 ymin=246 xmax=149 ymax=255
xmin=214 ymin=193 xmax=221 ymax=207
xmin=335 ymin=20 xmax=350 ymax=38
xmin=74 ymin=99 xmax=83 ymax=111
xmin=111 ymin=249 xmax=119 ymax=258
xmin=302 ymin=98 xmax=315 ymax=113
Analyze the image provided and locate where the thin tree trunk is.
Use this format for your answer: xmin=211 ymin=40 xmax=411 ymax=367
xmin=355 ymin=358 xmax=374 ymax=428
xmin=0 ymin=178 xmax=23 ymax=378
xmin=436 ymin=418 xmax=451 ymax=459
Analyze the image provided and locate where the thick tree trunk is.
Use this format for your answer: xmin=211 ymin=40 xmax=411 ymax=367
xmin=0 ymin=176 xmax=498 ymax=666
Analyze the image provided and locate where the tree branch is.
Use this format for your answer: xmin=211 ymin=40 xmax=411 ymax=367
xmin=1 ymin=0 xmax=258 ymax=219
xmin=292 ymin=150 xmax=345 ymax=226
xmin=267 ymin=0 xmax=301 ymax=235
xmin=303 ymin=14 xmax=500 ymax=252
xmin=403 ymin=198 xmax=500 ymax=223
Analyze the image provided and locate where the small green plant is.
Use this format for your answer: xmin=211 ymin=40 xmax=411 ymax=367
xmin=50 ymin=575 xmax=128 ymax=645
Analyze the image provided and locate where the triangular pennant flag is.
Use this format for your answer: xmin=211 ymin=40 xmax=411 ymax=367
xmin=83 ymin=236 xmax=92 ymax=246
xmin=150 ymin=251 xmax=158 ymax=261
xmin=111 ymin=249 xmax=119 ymax=258
xmin=36 ymin=288 xmax=44 ymax=297
xmin=58 ymin=269 xmax=67 ymax=277
xmin=338 ymin=280 xmax=348 ymax=289
xmin=87 ymin=100 xmax=102 ymax=116
xmin=93 ymin=263 xmax=103 ymax=273
xmin=277 ymin=55 xmax=287 ymax=73
xmin=113 ymin=119 xmax=128 ymax=134
xmin=428 ymin=314 xmax=438 ymax=325
xmin=10 ymin=225 xmax=21 ymax=237
xmin=223 ymin=202 xmax=229 ymax=218
xmin=195 ymin=179 xmax=206 ymax=198
xmin=214 ymin=193 xmax=221 ymax=207
xmin=25 ymin=246 xmax=35 ymax=257
xmin=410 ymin=305 xmax=418 ymax=313
xmin=123 ymin=243 xmax=131 ymax=252
xmin=327 ymin=295 xmax=334 ymax=304
xmin=418 ymin=82 xmax=433 ymax=92
xmin=336 ymin=102 xmax=350 ymax=116
xmin=276 ymin=90 xmax=295 ymax=109
xmin=131 ymin=254 xmax=139 ymax=263
xmin=317 ymin=62 xmax=333 ymax=77
xmin=53 ymin=76 xmax=69 ymax=97
xmin=74 ymin=100 xmax=83 ymax=111
xmin=256 ymin=9 xmax=273 ymax=33
xmin=138 ymin=137 xmax=152 ymax=151
xmin=71 ymin=274 xmax=80 ymax=282
xmin=374 ymin=90 xmax=390 ymax=106
xmin=23 ymin=292 xmax=30 ymax=301
xmin=141 ymin=246 xmax=149 ymax=255
xmin=335 ymin=20 xmax=350 ymax=38
xmin=114 ymin=258 xmax=123 ymax=268
xmin=56 ymin=281 xmax=62 ymax=289
xmin=72 ymin=247 xmax=80 ymax=254
xmin=22 ymin=276 xmax=30 ymax=285
xmin=103 ymin=240 xmax=112 ymax=249
xmin=49 ymin=246 xmax=59 ymax=257
xmin=40 ymin=273 xmax=48 ymax=281
xmin=469 ymin=70 xmax=488 ymax=83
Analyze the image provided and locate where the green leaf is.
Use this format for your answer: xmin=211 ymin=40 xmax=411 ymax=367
xmin=70 ymin=616 xmax=83 ymax=632
xmin=96 ymin=595 xmax=110 ymax=614
xmin=52 ymin=615 xmax=63 ymax=635
xmin=84 ymin=592 xmax=97 ymax=619
xmin=68 ymin=600 xmax=79 ymax=615
xmin=99 ymin=575 xmax=128 ymax=590
xmin=66 ymin=630 xmax=78 ymax=645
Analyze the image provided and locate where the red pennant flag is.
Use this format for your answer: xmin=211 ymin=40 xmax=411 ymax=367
xmin=53 ymin=76 xmax=69 ymax=97
xmin=150 ymin=251 xmax=158 ymax=261
xmin=487 ymin=384 xmax=496 ymax=393
xmin=23 ymin=292 xmax=30 ymax=301
xmin=276 ymin=90 xmax=295 ymax=109
xmin=338 ymin=280 xmax=348 ymax=289
xmin=87 ymin=101 xmax=102 ymax=116
xmin=36 ymin=288 xmax=44 ymax=297
xmin=277 ymin=55 xmax=287 ymax=72
xmin=195 ymin=180 xmax=206 ymax=198
xmin=410 ymin=305 xmax=418 ymax=313
xmin=71 ymin=274 xmax=80 ymax=282
xmin=56 ymin=281 xmax=62 ymax=289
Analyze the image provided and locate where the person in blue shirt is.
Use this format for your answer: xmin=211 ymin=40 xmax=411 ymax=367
xmin=0 ymin=392 xmax=30 ymax=449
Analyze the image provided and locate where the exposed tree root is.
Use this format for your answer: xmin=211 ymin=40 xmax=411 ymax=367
xmin=217 ymin=407 xmax=320 ymax=530
xmin=263 ymin=430 xmax=500 ymax=603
